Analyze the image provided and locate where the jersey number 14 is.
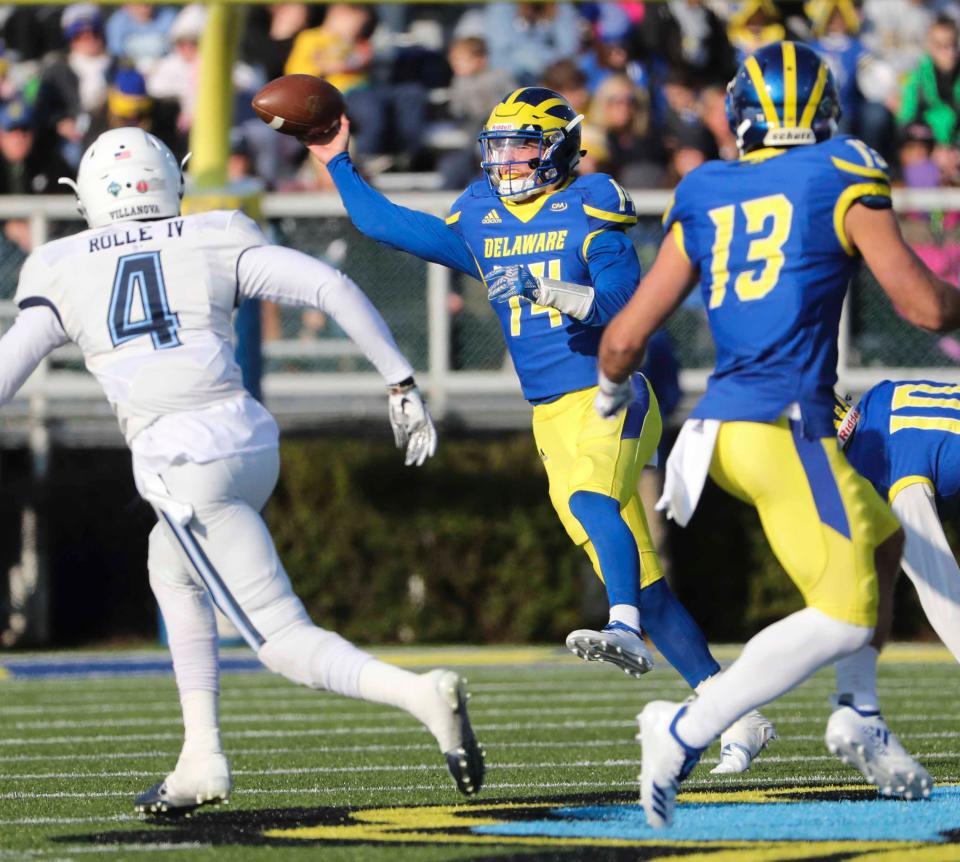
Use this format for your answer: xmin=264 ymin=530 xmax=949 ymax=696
xmin=108 ymin=251 xmax=181 ymax=349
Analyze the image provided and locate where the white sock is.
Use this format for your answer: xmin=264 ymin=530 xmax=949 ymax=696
xmin=676 ymin=608 xmax=872 ymax=749
xmin=357 ymin=661 xmax=460 ymax=752
xmin=609 ymin=603 xmax=641 ymax=632
xmin=834 ymin=645 xmax=879 ymax=712
xmin=179 ymin=689 xmax=222 ymax=758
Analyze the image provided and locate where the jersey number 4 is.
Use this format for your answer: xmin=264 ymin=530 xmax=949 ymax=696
xmin=706 ymin=193 xmax=793 ymax=310
xmin=108 ymin=252 xmax=181 ymax=349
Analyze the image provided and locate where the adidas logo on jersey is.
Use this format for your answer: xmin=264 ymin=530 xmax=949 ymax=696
xmin=481 ymin=209 xmax=502 ymax=224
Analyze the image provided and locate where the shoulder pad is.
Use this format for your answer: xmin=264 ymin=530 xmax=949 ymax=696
xmin=828 ymin=137 xmax=891 ymax=183
xmin=577 ymin=173 xmax=637 ymax=226
xmin=13 ymin=249 xmax=54 ymax=307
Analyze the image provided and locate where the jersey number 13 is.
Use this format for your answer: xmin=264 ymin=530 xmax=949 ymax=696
xmin=706 ymin=193 xmax=793 ymax=310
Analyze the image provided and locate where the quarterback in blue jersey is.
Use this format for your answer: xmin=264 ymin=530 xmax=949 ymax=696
xmin=839 ymin=382 xmax=960 ymax=662
xmin=597 ymin=42 xmax=960 ymax=827
xmin=305 ymin=86 xmax=773 ymax=773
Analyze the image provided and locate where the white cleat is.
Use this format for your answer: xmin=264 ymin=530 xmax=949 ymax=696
xmin=825 ymin=705 xmax=933 ymax=799
xmin=711 ymin=709 xmax=778 ymax=774
xmin=135 ymin=752 xmax=231 ymax=815
xmin=423 ymin=669 xmax=485 ymax=796
xmin=566 ymin=623 xmax=654 ymax=678
xmin=637 ymin=700 xmax=703 ymax=829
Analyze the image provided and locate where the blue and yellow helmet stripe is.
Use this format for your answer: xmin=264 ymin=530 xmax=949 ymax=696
xmin=484 ymin=88 xmax=576 ymax=131
xmin=727 ymin=41 xmax=840 ymax=151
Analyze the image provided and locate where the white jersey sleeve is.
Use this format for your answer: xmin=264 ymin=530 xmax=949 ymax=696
xmin=0 ymin=306 xmax=69 ymax=405
xmin=237 ymin=245 xmax=414 ymax=385
xmin=14 ymin=210 xmax=267 ymax=443
xmin=891 ymin=483 xmax=960 ymax=662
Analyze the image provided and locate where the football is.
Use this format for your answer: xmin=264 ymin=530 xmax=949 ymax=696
xmin=251 ymin=75 xmax=345 ymax=139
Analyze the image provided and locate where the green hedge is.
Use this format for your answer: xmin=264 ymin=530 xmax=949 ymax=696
xmin=264 ymin=435 xmax=936 ymax=645
xmin=9 ymin=437 xmax=937 ymax=645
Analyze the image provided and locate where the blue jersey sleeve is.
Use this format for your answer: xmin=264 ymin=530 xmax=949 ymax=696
xmin=327 ymin=153 xmax=478 ymax=277
xmin=573 ymin=174 xmax=640 ymax=325
xmin=827 ymin=137 xmax=892 ymax=255
xmin=584 ymin=230 xmax=640 ymax=325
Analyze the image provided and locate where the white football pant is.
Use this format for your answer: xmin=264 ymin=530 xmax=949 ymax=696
xmin=143 ymin=448 xmax=373 ymax=699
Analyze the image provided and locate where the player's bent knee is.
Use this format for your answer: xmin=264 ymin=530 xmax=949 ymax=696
xmin=257 ymin=623 xmax=361 ymax=690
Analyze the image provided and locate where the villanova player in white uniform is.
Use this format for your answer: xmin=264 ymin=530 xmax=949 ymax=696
xmin=3 ymin=128 xmax=484 ymax=812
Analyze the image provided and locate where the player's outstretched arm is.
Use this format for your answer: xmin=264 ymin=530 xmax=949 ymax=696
xmin=237 ymin=243 xmax=437 ymax=465
xmin=891 ymin=483 xmax=960 ymax=661
xmin=0 ymin=306 xmax=68 ymax=406
xmin=846 ymin=204 xmax=960 ymax=331
xmin=596 ymin=231 xmax=696 ymax=417
xmin=305 ymin=117 xmax=476 ymax=277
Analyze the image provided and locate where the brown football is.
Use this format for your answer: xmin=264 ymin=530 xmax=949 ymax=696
xmin=251 ymin=75 xmax=345 ymax=138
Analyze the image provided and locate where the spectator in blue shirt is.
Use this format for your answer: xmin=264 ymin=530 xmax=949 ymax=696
xmin=105 ymin=4 xmax=177 ymax=71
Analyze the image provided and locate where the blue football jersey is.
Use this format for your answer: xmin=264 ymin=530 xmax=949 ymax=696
xmin=846 ymin=380 xmax=960 ymax=506
xmin=447 ymin=173 xmax=638 ymax=403
xmin=664 ymin=135 xmax=891 ymax=438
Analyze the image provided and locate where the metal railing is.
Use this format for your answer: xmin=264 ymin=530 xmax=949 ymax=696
xmin=1 ymin=188 xmax=960 ymax=445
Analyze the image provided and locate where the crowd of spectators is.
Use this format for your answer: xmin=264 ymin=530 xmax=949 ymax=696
xmin=3 ymin=1 xmax=960 ymax=198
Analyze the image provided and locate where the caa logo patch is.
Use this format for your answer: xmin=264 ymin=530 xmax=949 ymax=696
xmin=551 ymin=202 xmax=567 ymax=212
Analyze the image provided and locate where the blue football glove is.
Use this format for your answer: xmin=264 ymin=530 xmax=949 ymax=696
xmin=484 ymin=264 xmax=541 ymax=304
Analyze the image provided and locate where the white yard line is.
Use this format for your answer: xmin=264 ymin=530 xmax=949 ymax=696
xmin=5 ymin=772 xmax=959 ymax=801
xmin=3 ymin=729 xmax=960 ymax=765
xmin=5 ymin=751 xmax=960 ymax=783
xmin=10 ymin=700 xmax=960 ymax=733
xmin=3 ymin=685 xmax=956 ymax=717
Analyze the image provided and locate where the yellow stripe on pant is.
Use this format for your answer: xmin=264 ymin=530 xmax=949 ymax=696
xmin=532 ymin=379 xmax=664 ymax=588
xmin=708 ymin=418 xmax=900 ymax=627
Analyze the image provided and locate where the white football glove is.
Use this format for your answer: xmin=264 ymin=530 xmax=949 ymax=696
xmin=388 ymin=378 xmax=438 ymax=467
xmin=594 ymin=371 xmax=635 ymax=419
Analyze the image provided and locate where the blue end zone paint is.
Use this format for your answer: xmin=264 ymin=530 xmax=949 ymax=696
xmin=473 ymin=786 xmax=960 ymax=843
xmin=0 ymin=655 xmax=264 ymax=679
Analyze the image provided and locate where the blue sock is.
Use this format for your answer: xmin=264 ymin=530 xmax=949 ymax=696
xmin=639 ymin=578 xmax=721 ymax=689
xmin=568 ymin=490 xmax=640 ymax=610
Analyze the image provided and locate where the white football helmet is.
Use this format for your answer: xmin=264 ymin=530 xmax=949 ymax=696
xmin=60 ymin=128 xmax=186 ymax=229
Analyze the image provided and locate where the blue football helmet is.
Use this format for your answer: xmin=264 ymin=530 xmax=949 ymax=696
xmin=478 ymin=87 xmax=584 ymax=201
xmin=725 ymin=41 xmax=840 ymax=153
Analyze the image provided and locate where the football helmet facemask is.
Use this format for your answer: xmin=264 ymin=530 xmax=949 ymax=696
xmin=479 ymin=87 xmax=583 ymax=201
xmin=725 ymin=41 xmax=840 ymax=153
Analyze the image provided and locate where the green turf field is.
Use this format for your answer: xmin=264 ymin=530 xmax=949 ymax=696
xmin=1 ymin=644 xmax=958 ymax=861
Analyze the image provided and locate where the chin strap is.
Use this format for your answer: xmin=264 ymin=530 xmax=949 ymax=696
xmin=533 ymin=276 xmax=595 ymax=321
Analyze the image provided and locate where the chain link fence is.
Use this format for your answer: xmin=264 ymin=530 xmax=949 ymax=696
xmin=0 ymin=191 xmax=957 ymax=437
